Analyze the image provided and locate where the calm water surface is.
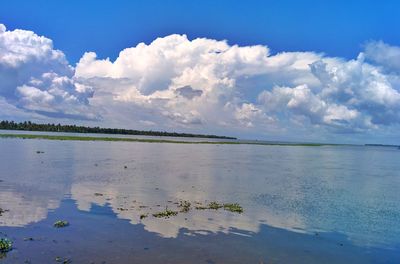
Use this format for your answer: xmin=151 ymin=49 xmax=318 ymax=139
xmin=0 ymin=136 xmax=399 ymax=263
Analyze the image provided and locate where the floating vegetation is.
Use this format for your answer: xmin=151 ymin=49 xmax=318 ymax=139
xmin=194 ymin=201 xmax=243 ymax=213
xmin=53 ymin=220 xmax=69 ymax=228
xmin=178 ymin=200 xmax=191 ymax=213
xmin=0 ymin=208 xmax=8 ymax=216
xmin=55 ymin=256 xmax=72 ymax=263
xmin=208 ymin=201 xmax=223 ymax=210
xmin=0 ymin=238 xmax=12 ymax=252
xmin=81 ymin=198 xmax=243 ymax=221
xmin=140 ymin=214 xmax=148 ymax=220
xmin=152 ymin=208 xmax=178 ymax=218
xmin=223 ymin=203 xmax=243 ymax=213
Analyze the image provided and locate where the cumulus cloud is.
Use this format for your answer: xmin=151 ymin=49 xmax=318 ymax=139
xmin=0 ymin=24 xmax=96 ymax=120
xmin=233 ymin=103 xmax=275 ymax=128
xmin=310 ymin=56 xmax=400 ymax=126
xmin=2 ymin=23 xmax=400 ymax=141
xmin=364 ymin=41 xmax=400 ymax=73
xmin=258 ymin=85 xmax=366 ymax=132
xmin=74 ymin=34 xmax=321 ymax=132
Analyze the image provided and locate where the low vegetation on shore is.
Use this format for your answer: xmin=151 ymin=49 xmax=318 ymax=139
xmin=0 ymin=133 xmax=327 ymax=147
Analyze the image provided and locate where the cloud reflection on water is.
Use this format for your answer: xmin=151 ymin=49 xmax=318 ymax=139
xmin=0 ymin=138 xmax=399 ymax=249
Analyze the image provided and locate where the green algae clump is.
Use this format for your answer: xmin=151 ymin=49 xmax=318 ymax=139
xmin=140 ymin=213 xmax=148 ymax=220
xmin=53 ymin=220 xmax=69 ymax=228
xmin=223 ymin=203 xmax=243 ymax=213
xmin=178 ymin=200 xmax=191 ymax=213
xmin=194 ymin=201 xmax=243 ymax=213
xmin=0 ymin=238 xmax=12 ymax=252
xmin=208 ymin=201 xmax=223 ymax=210
xmin=152 ymin=208 xmax=178 ymax=218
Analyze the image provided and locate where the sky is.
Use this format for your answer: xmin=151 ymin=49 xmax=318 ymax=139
xmin=1 ymin=0 xmax=400 ymax=143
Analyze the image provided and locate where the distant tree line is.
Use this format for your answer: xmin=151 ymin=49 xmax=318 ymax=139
xmin=0 ymin=120 xmax=237 ymax=139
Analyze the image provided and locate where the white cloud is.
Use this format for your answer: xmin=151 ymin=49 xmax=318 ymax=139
xmin=233 ymin=103 xmax=275 ymax=128
xmin=0 ymin=24 xmax=95 ymax=120
xmin=258 ymin=85 xmax=365 ymax=131
xmin=2 ymin=23 xmax=400 ymax=141
xmin=310 ymin=56 xmax=400 ymax=126
xmin=75 ymin=34 xmax=323 ymax=133
xmin=364 ymin=41 xmax=400 ymax=73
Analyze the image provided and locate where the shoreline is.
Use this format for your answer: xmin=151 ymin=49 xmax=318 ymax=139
xmin=0 ymin=133 xmax=330 ymax=147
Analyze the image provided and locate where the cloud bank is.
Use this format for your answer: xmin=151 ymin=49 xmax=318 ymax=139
xmin=1 ymin=23 xmax=400 ymax=142
xmin=0 ymin=24 xmax=95 ymax=120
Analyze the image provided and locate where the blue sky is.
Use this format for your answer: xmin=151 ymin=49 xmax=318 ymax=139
xmin=1 ymin=1 xmax=400 ymax=143
xmin=2 ymin=0 xmax=399 ymax=63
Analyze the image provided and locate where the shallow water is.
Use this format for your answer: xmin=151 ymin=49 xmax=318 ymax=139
xmin=0 ymin=137 xmax=399 ymax=263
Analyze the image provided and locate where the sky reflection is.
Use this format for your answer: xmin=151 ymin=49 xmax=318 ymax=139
xmin=0 ymin=138 xmax=399 ymax=249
